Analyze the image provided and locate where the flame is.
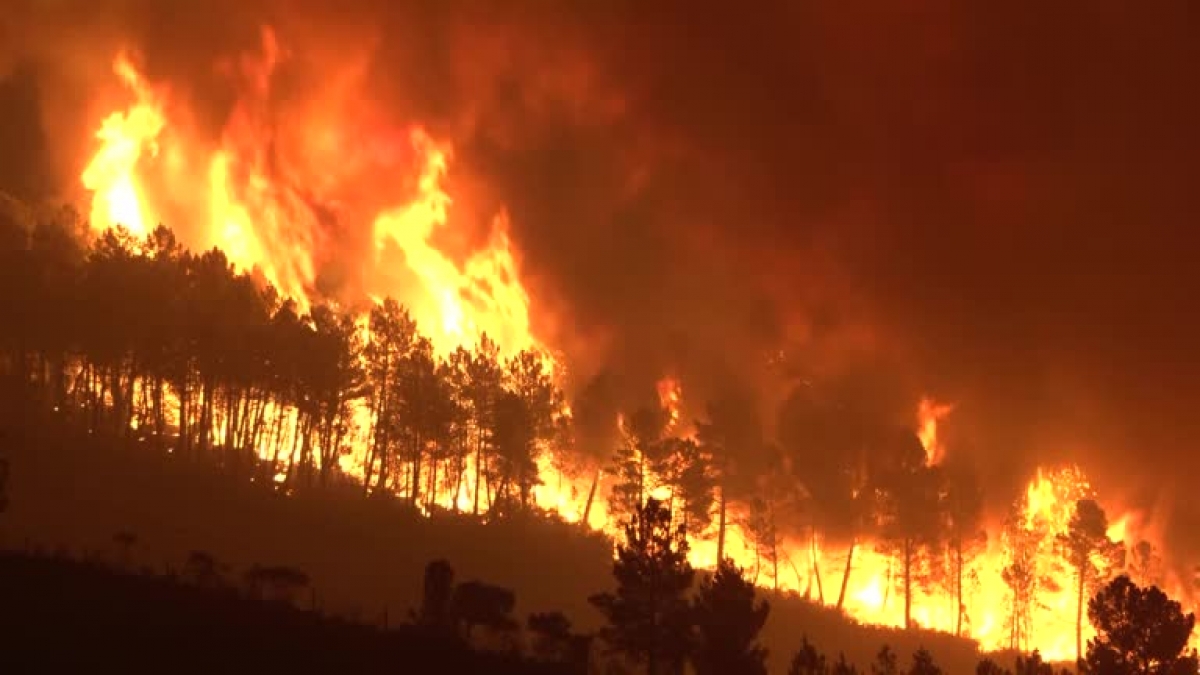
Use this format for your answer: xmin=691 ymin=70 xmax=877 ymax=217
xmin=656 ymin=377 xmax=683 ymax=431
xmin=917 ymin=396 xmax=954 ymax=465
xmin=75 ymin=29 xmax=1200 ymax=663
xmin=82 ymin=29 xmax=549 ymax=362
xmin=81 ymin=54 xmax=165 ymax=236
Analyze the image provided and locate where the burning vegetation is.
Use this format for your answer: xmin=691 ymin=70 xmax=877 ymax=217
xmin=0 ymin=14 xmax=1197 ymax=670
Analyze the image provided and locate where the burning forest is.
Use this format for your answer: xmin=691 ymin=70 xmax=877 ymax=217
xmin=1 ymin=1 xmax=1199 ymax=672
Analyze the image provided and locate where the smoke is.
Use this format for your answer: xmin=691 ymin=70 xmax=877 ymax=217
xmin=2 ymin=0 xmax=1200 ymax=529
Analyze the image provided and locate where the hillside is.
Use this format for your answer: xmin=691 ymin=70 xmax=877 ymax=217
xmin=0 ymin=549 xmax=570 ymax=675
xmin=1 ymin=413 xmax=989 ymax=674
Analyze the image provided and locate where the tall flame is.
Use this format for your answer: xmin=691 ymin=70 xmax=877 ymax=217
xmin=75 ymin=31 xmax=1198 ymax=664
xmin=918 ymin=396 xmax=954 ymax=465
xmin=656 ymin=376 xmax=683 ymax=431
xmin=81 ymin=54 xmax=165 ymax=237
xmin=81 ymin=31 xmax=548 ymax=361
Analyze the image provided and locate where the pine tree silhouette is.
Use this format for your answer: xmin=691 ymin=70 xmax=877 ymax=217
xmin=590 ymin=497 xmax=694 ymax=675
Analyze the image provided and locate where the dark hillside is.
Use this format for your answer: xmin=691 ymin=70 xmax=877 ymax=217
xmin=0 ymin=550 xmax=571 ymax=675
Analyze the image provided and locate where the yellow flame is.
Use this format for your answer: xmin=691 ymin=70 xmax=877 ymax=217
xmin=81 ymin=54 xmax=165 ymax=236
xmin=917 ymin=396 xmax=954 ymax=465
xmin=656 ymin=377 xmax=683 ymax=431
xmin=77 ymin=35 xmax=1200 ymax=663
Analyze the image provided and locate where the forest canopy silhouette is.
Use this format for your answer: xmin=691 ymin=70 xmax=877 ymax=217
xmin=0 ymin=197 xmax=1193 ymax=669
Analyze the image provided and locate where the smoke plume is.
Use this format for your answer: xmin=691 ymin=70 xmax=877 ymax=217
xmin=2 ymin=0 xmax=1200 ymax=541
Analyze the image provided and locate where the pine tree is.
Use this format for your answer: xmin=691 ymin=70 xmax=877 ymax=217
xmin=1058 ymin=498 xmax=1124 ymax=663
xmin=590 ymin=497 xmax=695 ymax=675
xmin=692 ymin=558 xmax=770 ymax=675
xmin=1086 ymin=575 xmax=1199 ymax=675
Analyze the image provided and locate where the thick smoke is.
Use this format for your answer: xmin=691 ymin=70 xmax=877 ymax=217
xmin=3 ymin=0 xmax=1200 ymax=544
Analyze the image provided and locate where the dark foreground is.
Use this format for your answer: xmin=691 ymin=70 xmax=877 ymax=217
xmin=0 ymin=551 xmax=570 ymax=675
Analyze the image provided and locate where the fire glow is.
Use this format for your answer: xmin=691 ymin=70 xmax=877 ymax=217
xmin=76 ymin=30 xmax=1195 ymax=663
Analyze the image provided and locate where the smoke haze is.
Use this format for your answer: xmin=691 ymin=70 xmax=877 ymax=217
xmin=2 ymin=0 xmax=1199 ymax=545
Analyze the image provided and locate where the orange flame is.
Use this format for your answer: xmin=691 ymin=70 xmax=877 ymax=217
xmin=76 ymin=31 xmax=1200 ymax=663
xmin=917 ymin=396 xmax=954 ymax=465
xmin=82 ymin=30 xmax=550 ymax=363
xmin=81 ymin=54 xmax=165 ymax=237
xmin=656 ymin=377 xmax=683 ymax=431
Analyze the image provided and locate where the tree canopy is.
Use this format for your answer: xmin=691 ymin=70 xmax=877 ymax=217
xmin=1085 ymin=575 xmax=1198 ymax=675
xmin=590 ymin=497 xmax=695 ymax=675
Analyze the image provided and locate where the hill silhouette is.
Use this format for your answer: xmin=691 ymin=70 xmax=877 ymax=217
xmin=1 ymin=409 xmax=987 ymax=674
xmin=0 ymin=549 xmax=573 ymax=675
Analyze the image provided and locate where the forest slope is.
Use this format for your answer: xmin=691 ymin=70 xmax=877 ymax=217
xmin=1 ymin=418 xmax=984 ymax=674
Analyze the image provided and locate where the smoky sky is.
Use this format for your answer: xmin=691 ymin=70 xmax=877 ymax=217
xmin=3 ymin=1 xmax=1200 ymax=533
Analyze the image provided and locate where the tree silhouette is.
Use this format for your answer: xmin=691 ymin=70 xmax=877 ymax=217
xmin=418 ymin=559 xmax=455 ymax=629
xmin=1013 ymin=650 xmax=1053 ymax=675
xmin=590 ymin=497 xmax=695 ymax=675
xmin=832 ymin=653 xmax=861 ymax=675
xmin=491 ymin=390 xmax=537 ymax=514
xmin=695 ymin=392 xmax=763 ymax=567
xmin=940 ymin=455 xmax=986 ymax=637
xmin=0 ymin=209 xmax=602 ymax=518
xmin=362 ymin=298 xmax=419 ymax=494
xmin=527 ymin=611 xmax=573 ymax=662
xmin=871 ymin=645 xmax=899 ymax=675
xmin=393 ymin=336 xmax=452 ymax=507
xmin=570 ymin=370 xmax=621 ymax=525
xmin=788 ymin=636 xmax=829 ymax=675
xmin=1058 ymin=498 xmax=1123 ymax=663
xmin=776 ymin=381 xmax=876 ymax=609
xmin=908 ymin=648 xmax=942 ymax=675
xmin=1001 ymin=501 xmax=1050 ymax=651
xmin=464 ymin=335 xmax=504 ymax=515
xmin=608 ymin=406 xmax=668 ymax=525
xmin=1085 ymin=575 xmax=1199 ymax=675
xmin=502 ymin=349 xmax=558 ymax=509
xmin=975 ymin=658 xmax=1008 ymax=675
xmin=691 ymin=558 xmax=770 ymax=675
xmin=308 ymin=304 xmax=367 ymax=486
xmin=450 ymin=579 xmax=517 ymax=642
xmin=440 ymin=347 xmax=475 ymax=511
xmin=653 ymin=435 xmax=716 ymax=538
xmin=1129 ymin=540 xmax=1163 ymax=588
xmin=874 ymin=428 xmax=943 ymax=630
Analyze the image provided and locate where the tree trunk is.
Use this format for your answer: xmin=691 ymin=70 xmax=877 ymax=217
xmin=1076 ymin=559 xmax=1085 ymax=666
xmin=223 ymin=390 xmax=238 ymax=463
xmin=955 ymin=540 xmax=964 ymax=637
xmin=837 ymin=539 xmax=856 ymax=611
xmin=473 ymin=436 xmax=483 ymax=515
xmin=810 ymin=527 xmax=824 ymax=604
xmin=427 ymin=460 xmax=438 ymax=510
xmin=772 ymin=544 xmax=780 ymax=596
xmin=903 ymin=537 xmax=913 ymax=630
xmin=883 ymin=558 xmax=892 ymax=611
xmin=375 ymin=428 xmax=391 ymax=493
xmin=179 ymin=377 xmax=191 ymax=457
xmin=716 ymin=485 xmax=728 ymax=564
xmin=199 ymin=377 xmax=214 ymax=456
xmin=410 ymin=435 xmax=423 ymax=506
xmin=582 ymin=467 xmax=600 ymax=526
xmin=451 ymin=457 xmax=465 ymax=511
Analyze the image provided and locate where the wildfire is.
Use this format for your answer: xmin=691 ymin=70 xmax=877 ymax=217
xmin=81 ymin=53 xmax=165 ymax=237
xmin=81 ymin=30 xmax=549 ymax=364
xmin=656 ymin=377 xmax=684 ymax=431
xmin=917 ymin=396 xmax=954 ymax=465
xmin=73 ymin=28 xmax=1198 ymax=666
